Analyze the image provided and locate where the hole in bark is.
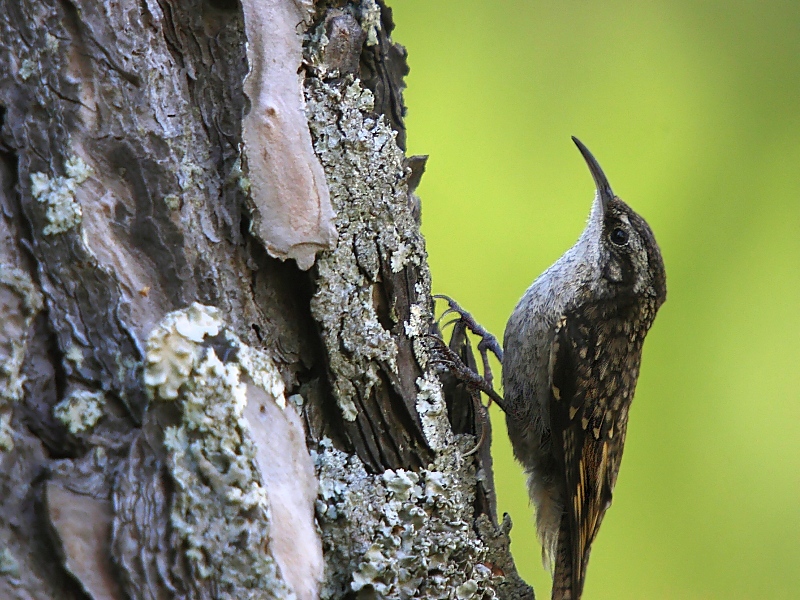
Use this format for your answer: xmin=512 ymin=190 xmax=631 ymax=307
xmin=371 ymin=283 xmax=394 ymax=332
xmin=204 ymin=332 xmax=239 ymax=363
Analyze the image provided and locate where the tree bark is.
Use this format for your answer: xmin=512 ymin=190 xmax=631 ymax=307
xmin=0 ymin=1 xmax=534 ymax=599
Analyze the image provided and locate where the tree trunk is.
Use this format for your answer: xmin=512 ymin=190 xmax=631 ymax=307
xmin=0 ymin=1 xmax=533 ymax=598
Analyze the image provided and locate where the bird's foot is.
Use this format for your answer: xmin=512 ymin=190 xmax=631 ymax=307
xmin=434 ymin=294 xmax=504 ymax=384
xmin=428 ymin=295 xmax=507 ymax=414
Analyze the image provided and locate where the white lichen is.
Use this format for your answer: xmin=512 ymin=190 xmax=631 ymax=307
xmin=307 ymin=77 xmax=437 ymax=423
xmin=65 ymin=344 xmax=84 ymax=369
xmin=18 ymin=59 xmax=34 ymax=80
xmin=314 ymin=438 xmax=501 ymax=599
xmin=44 ymin=32 xmax=59 ymax=52
xmin=0 ymin=547 xmax=19 ymax=576
xmin=0 ymin=267 xmax=43 ymax=451
xmin=53 ymin=389 xmax=105 ymax=434
xmin=144 ymin=303 xmax=300 ymax=598
xmin=163 ymin=194 xmax=180 ymax=211
xmin=456 ymin=579 xmax=480 ymax=599
xmin=0 ymin=414 xmax=13 ymax=453
xmin=359 ymin=0 xmax=382 ymax=46
xmin=143 ymin=303 xmax=221 ymax=400
xmin=382 ymin=468 xmax=419 ymax=501
xmin=416 ymin=371 xmax=453 ymax=452
xmin=238 ymin=343 xmax=286 ymax=408
xmin=391 ymin=240 xmax=416 ymax=273
xmin=30 ymin=154 xmax=92 ymax=235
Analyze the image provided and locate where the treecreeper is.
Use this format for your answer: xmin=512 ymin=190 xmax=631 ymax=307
xmin=503 ymin=137 xmax=667 ymax=599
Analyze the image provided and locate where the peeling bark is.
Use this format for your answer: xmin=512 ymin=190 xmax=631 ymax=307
xmin=240 ymin=0 xmax=337 ymax=270
xmin=0 ymin=1 xmax=533 ymax=599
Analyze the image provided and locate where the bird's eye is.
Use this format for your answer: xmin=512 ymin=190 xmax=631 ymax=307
xmin=610 ymin=227 xmax=629 ymax=246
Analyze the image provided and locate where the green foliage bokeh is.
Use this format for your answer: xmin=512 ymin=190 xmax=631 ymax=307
xmin=391 ymin=1 xmax=800 ymax=598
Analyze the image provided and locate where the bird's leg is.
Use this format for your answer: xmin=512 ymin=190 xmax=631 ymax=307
xmin=461 ymin=389 xmax=490 ymax=457
xmin=434 ymin=294 xmax=504 ymax=387
xmin=427 ymin=332 xmax=507 ymax=461
xmin=427 ymin=332 xmax=507 ymax=410
xmin=429 ymin=295 xmax=508 ymax=414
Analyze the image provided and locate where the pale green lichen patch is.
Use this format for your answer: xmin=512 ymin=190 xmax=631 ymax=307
xmin=229 ymin=156 xmax=252 ymax=195
xmin=314 ymin=438 xmax=501 ymax=599
xmin=53 ymin=389 xmax=105 ymax=434
xmin=144 ymin=304 xmax=295 ymax=599
xmin=0 ymin=414 xmax=14 ymax=454
xmin=44 ymin=32 xmax=59 ymax=52
xmin=308 ymin=83 xmax=405 ymax=420
xmin=306 ymin=77 xmax=431 ymax=423
xmin=65 ymin=344 xmax=84 ymax=369
xmin=30 ymin=154 xmax=92 ymax=236
xmin=0 ymin=267 xmax=43 ymax=451
xmin=456 ymin=580 xmax=480 ymax=600
xmin=415 ymin=371 xmax=453 ymax=452
xmin=177 ymin=155 xmax=206 ymax=191
xmin=0 ymin=547 xmax=19 ymax=576
xmin=143 ymin=303 xmax=222 ymax=400
xmin=405 ymin=301 xmax=430 ymax=369
xmin=18 ymin=59 xmax=35 ymax=80
xmin=359 ymin=0 xmax=382 ymax=46
xmin=163 ymin=194 xmax=180 ymax=211
xmin=237 ymin=343 xmax=286 ymax=408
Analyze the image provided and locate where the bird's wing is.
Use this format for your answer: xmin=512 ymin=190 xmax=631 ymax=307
xmin=548 ymin=311 xmax=626 ymax=598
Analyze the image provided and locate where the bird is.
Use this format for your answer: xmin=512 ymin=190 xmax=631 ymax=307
xmin=502 ymin=137 xmax=667 ymax=599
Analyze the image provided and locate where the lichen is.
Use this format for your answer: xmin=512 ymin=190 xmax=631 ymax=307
xmin=143 ymin=303 xmax=222 ymax=401
xmin=144 ymin=304 xmax=296 ymax=599
xmin=415 ymin=371 xmax=453 ymax=452
xmin=359 ymin=0 xmax=382 ymax=46
xmin=44 ymin=32 xmax=59 ymax=52
xmin=405 ymin=300 xmax=430 ymax=369
xmin=306 ymin=77 xmax=428 ymax=423
xmin=230 ymin=156 xmax=252 ymax=195
xmin=0 ymin=415 xmax=13 ymax=453
xmin=18 ymin=58 xmax=34 ymax=80
xmin=0 ymin=267 xmax=43 ymax=451
xmin=65 ymin=344 xmax=84 ymax=369
xmin=314 ymin=437 xmax=503 ymax=599
xmin=474 ymin=515 xmax=535 ymax=600
xmin=0 ymin=547 xmax=19 ymax=576
xmin=177 ymin=155 xmax=205 ymax=191
xmin=163 ymin=194 xmax=180 ymax=211
xmin=30 ymin=154 xmax=92 ymax=236
xmin=53 ymin=389 xmax=105 ymax=434
xmin=391 ymin=241 xmax=414 ymax=273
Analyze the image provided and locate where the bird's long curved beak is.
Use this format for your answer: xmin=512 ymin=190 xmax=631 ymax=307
xmin=572 ymin=136 xmax=614 ymax=213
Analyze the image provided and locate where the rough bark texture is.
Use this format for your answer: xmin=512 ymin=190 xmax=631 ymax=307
xmin=0 ymin=1 xmax=534 ymax=599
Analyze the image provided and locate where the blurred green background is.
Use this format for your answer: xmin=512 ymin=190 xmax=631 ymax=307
xmin=390 ymin=1 xmax=800 ymax=598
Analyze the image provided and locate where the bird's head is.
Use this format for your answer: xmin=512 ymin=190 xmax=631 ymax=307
xmin=572 ymin=137 xmax=667 ymax=308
